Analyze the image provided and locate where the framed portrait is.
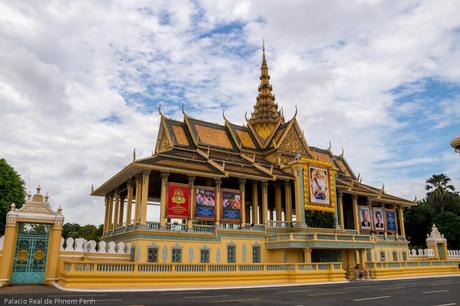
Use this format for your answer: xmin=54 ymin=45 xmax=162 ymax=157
xmin=195 ymin=186 xmax=216 ymax=220
xmin=359 ymin=206 xmax=372 ymax=230
xmin=222 ymin=189 xmax=241 ymax=222
xmin=372 ymin=208 xmax=385 ymax=232
xmin=385 ymin=209 xmax=398 ymax=233
xmin=309 ymin=166 xmax=330 ymax=205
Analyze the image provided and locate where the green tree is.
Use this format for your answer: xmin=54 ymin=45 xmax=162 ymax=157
xmin=0 ymin=159 xmax=26 ymax=234
xmin=405 ymin=173 xmax=460 ymax=249
xmin=62 ymin=222 xmax=103 ymax=242
xmin=434 ymin=212 xmax=460 ymax=249
xmin=404 ymin=200 xmax=435 ymax=248
xmin=62 ymin=223 xmax=81 ymax=239
xmin=425 ymin=173 xmax=456 ymax=213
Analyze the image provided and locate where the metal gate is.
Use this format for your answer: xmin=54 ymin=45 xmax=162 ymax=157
xmin=11 ymin=223 xmax=50 ymax=284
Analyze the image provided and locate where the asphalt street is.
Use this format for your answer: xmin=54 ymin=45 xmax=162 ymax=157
xmin=1 ymin=275 xmax=459 ymax=306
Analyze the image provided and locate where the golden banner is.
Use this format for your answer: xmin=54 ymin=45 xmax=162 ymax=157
xmin=302 ymin=158 xmax=336 ymax=213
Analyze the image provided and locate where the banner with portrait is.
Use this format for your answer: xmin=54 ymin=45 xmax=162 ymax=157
xmin=303 ymin=158 xmax=336 ymax=214
xmin=359 ymin=206 xmax=372 ymax=230
xmin=372 ymin=208 xmax=385 ymax=232
xmin=167 ymin=183 xmax=190 ymax=218
xmin=222 ymin=189 xmax=241 ymax=222
xmin=385 ymin=209 xmax=398 ymax=233
xmin=195 ymin=186 xmax=216 ymax=220
xmin=309 ymin=166 xmax=330 ymax=205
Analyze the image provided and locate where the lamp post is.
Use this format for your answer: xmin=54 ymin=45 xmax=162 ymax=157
xmin=451 ymin=134 xmax=460 ymax=155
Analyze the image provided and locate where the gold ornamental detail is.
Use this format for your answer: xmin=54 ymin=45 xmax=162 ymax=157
xmin=17 ymin=249 xmax=29 ymax=262
xmin=34 ymin=249 xmax=45 ymax=261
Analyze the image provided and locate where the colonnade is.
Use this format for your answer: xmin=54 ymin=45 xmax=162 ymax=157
xmin=102 ymin=169 xmax=306 ymax=235
xmin=336 ymin=192 xmax=406 ymax=237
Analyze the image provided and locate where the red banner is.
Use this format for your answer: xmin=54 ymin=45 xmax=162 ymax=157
xmin=167 ymin=183 xmax=190 ymax=218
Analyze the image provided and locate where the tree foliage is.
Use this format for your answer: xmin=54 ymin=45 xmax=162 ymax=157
xmin=62 ymin=223 xmax=103 ymax=242
xmin=405 ymin=173 xmax=460 ymax=249
xmin=425 ymin=173 xmax=456 ymax=213
xmin=0 ymin=159 xmax=26 ymax=234
xmin=306 ymin=211 xmax=336 ymax=228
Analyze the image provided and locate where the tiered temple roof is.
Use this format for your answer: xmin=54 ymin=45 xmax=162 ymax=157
xmin=92 ymin=46 xmax=415 ymax=207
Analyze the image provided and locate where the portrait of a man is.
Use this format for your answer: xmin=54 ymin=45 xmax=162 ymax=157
xmin=373 ymin=208 xmax=385 ymax=231
xmin=359 ymin=207 xmax=371 ymax=230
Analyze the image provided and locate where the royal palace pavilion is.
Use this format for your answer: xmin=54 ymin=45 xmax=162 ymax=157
xmin=91 ymin=46 xmax=417 ymax=273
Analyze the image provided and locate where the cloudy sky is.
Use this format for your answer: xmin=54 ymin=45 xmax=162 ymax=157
xmin=1 ymin=0 xmax=460 ymax=225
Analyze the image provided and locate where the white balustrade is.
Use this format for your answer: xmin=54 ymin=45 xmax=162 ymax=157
xmin=59 ymin=237 xmax=131 ymax=254
xmin=107 ymin=241 xmax=116 ymax=254
xmin=125 ymin=242 xmax=132 ymax=254
xmin=87 ymin=240 xmax=97 ymax=252
xmin=409 ymin=248 xmax=435 ymax=258
xmin=116 ymin=242 xmax=125 ymax=254
xmin=448 ymin=250 xmax=460 ymax=257
xmin=74 ymin=238 xmax=85 ymax=252
xmin=65 ymin=238 xmax=74 ymax=251
xmin=98 ymin=241 xmax=107 ymax=253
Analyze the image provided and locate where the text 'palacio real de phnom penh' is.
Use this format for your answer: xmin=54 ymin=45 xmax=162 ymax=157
xmin=92 ymin=46 xmax=416 ymax=271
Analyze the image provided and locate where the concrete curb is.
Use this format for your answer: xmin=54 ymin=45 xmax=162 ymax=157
xmin=52 ymin=280 xmax=350 ymax=292
xmin=51 ymin=273 xmax=460 ymax=292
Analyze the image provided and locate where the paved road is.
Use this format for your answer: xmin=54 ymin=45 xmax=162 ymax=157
xmin=1 ymin=275 xmax=459 ymax=306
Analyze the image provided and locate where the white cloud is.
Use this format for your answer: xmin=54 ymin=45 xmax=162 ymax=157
xmin=1 ymin=0 xmax=460 ymax=225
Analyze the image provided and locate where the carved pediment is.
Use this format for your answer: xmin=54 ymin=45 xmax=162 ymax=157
xmin=156 ymin=122 xmax=172 ymax=153
xmin=278 ymin=126 xmax=308 ymax=156
xmin=19 ymin=203 xmax=56 ymax=215
xmin=158 ymin=133 xmax=172 ymax=152
xmin=280 ymin=154 xmax=295 ymax=166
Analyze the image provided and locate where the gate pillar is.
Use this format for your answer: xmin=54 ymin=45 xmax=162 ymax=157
xmin=0 ymin=204 xmax=19 ymax=286
xmin=45 ymin=208 xmax=64 ymax=283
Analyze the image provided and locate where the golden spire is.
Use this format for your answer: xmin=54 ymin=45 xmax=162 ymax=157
xmin=248 ymin=41 xmax=283 ymax=140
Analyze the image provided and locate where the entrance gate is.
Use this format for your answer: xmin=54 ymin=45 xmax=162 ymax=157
xmin=11 ymin=223 xmax=50 ymax=284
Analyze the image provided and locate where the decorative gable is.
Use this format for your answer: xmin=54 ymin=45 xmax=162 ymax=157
xmin=155 ymin=121 xmax=172 ymax=153
xmin=278 ymin=123 xmax=309 ymax=156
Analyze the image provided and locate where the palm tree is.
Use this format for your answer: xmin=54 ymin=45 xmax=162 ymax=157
xmin=425 ymin=174 xmax=455 ymax=213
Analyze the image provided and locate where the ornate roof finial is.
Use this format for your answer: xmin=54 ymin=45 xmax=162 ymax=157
xmin=91 ymin=184 xmax=94 ymax=193
xmin=44 ymin=193 xmax=49 ymax=202
xmin=181 ymin=103 xmax=190 ymax=119
xmin=36 ymin=185 xmax=41 ymax=194
xmin=247 ymin=40 xmax=284 ymax=139
xmin=133 ymin=148 xmax=136 ymax=162
xmin=327 ymin=141 xmax=332 ymax=152
xmin=10 ymin=203 xmax=16 ymax=211
xmin=262 ymin=38 xmax=266 ymax=63
xmin=27 ymin=191 xmax=32 ymax=201
xmin=223 ymin=110 xmax=229 ymax=122
xmin=340 ymin=147 xmax=344 ymax=158
xmin=381 ymin=184 xmax=385 ymax=193
xmin=158 ymin=104 xmax=166 ymax=118
xmin=413 ymin=195 xmax=418 ymax=203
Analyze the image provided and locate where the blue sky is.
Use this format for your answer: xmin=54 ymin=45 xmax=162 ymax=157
xmin=0 ymin=1 xmax=460 ymax=224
